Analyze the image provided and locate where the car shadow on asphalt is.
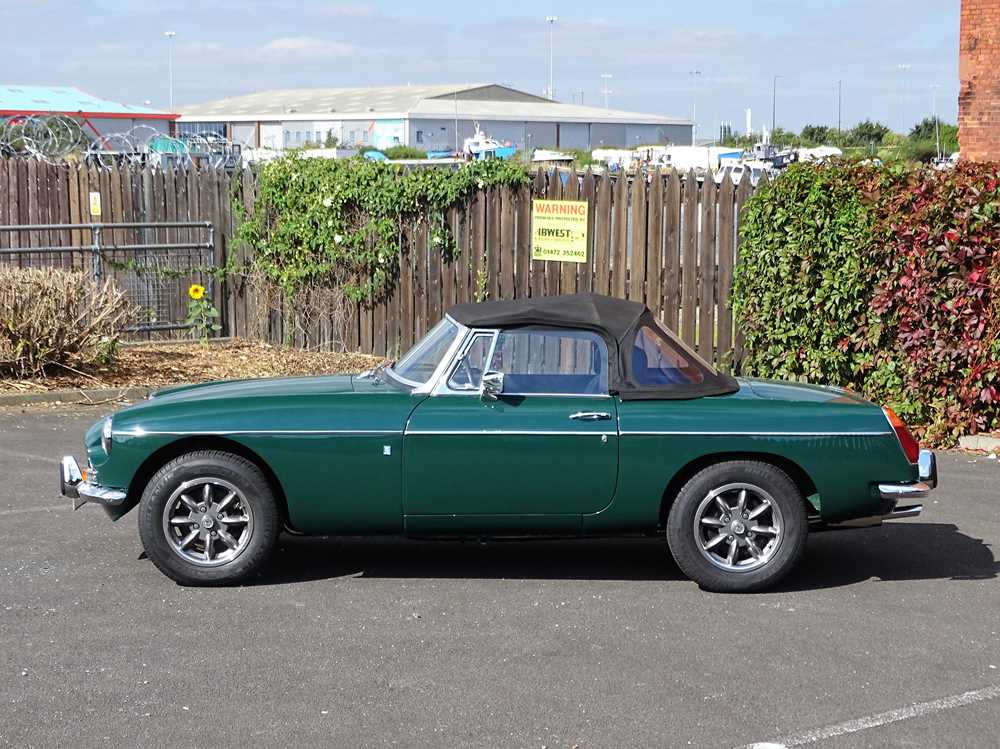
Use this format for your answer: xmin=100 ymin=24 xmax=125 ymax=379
xmin=248 ymin=522 xmax=998 ymax=590
xmin=776 ymin=522 xmax=999 ymax=592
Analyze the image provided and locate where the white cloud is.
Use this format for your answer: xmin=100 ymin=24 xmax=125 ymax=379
xmin=260 ymin=36 xmax=355 ymax=62
xmin=311 ymin=3 xmax=375 ymax=18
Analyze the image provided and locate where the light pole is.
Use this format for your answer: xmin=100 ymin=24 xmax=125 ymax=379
xmin=930 ymin=83 xmax=942 ymax=158
xmin=837 ymin=79 xmax=843 ymax=136
xmin=897 ymin=63 xmax=911 ymax=134
xmin=771 ymin=75 xmax=781 ymax=142
xmin=690 ymin=69 xmax=702 ymax=144
xmin=600 ymin=73 xmax=613 ymax=109
xmin=164 ymin=31 xmax=176 ymax=112
xmin=545 ymin=16 xmax=558 ymax=100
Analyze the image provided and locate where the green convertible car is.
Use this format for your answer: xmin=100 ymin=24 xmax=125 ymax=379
xmin=60 ymin=294 xmax=937 ymax=592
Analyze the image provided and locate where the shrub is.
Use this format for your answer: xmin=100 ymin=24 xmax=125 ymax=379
xmin=0 ymin=268 xmax=136 ymax=378
xmin=733 ymin=163 xmax=891 ymax=386
xmin=381 ymin=146 xmax=427 ymax=160
xmin=732 ymin=161 xmax=1000 ymax=445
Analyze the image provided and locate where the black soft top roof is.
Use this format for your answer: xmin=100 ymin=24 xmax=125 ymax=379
xmin=448 ymin=293 xmax=645 ymax=343
xmin=446 ymin=293 xmax=739 ymax=400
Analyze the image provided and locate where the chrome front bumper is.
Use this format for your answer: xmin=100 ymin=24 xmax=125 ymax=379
xmin=60 ymin=456 xmax=127 ymax=511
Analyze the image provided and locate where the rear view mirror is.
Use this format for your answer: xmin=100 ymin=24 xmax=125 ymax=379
xmin=480 ymin=371 xmax=504 ymax=401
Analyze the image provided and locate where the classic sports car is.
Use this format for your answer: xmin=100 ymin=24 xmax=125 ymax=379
xmin=60 ymin=294 xmax=937 ymax=592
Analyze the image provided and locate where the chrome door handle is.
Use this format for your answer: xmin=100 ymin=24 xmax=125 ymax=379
xmin=569 ymin=411 xmax=612 ymax=421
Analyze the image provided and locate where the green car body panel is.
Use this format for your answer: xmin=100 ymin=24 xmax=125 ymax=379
xmin=82 ymin=373 xmax=916 ymax=535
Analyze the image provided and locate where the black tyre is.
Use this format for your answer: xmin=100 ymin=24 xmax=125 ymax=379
xmin=137 ymin=450 xmax=280 ymax=586
xmin=666 ymin=460 xmax=807 ymax=593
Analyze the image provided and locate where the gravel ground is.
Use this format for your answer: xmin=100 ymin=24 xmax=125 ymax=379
xmin=0 ymin=341 xmax=383 ymax=393
xmin=1 ymin=405 xmax=998 ymax=748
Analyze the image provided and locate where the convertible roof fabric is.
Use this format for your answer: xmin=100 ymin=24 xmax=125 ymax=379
xmin=446 ymin=293 xmax=739 ymax=400
xmin=448 ymin=293 xmax=645 ymax=343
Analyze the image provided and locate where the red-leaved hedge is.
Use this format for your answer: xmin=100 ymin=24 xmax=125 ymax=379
xmin=733 ymin=161 xmax=1000 ymax=445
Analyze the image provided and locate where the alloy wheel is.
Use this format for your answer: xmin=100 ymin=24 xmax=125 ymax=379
xmin=692 ymin=482 xmax=784 ymax=573
xmin=161 ymin=477 xmax=255 ymax=567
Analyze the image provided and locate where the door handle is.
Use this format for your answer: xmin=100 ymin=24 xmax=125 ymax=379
xmin=569 ymin=411 xmax=612 ymax=421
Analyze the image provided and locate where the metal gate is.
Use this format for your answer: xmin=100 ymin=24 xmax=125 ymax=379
xmin=0 ymin=221 xmax=215 ymax=331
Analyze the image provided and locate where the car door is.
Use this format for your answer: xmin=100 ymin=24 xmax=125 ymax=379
xmin=403 ymin=327 xmax=619 ymax=533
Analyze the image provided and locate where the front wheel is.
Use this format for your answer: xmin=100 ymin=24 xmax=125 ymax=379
xmin=666 ymin=461 xmax=807 ymax=592
xmin=137 ymin=450 xmax=280 ymax=585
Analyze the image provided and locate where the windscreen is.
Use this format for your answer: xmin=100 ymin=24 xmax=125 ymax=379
xmin=392 ymin=318 xmax=459 ymax=385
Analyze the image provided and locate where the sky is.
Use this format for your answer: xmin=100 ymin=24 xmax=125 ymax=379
xmin=2 ymin=0 xmax=960 ymax=136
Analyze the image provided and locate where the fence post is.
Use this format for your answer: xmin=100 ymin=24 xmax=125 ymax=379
xmin=91 ymin=224 xmax=102 ymax=285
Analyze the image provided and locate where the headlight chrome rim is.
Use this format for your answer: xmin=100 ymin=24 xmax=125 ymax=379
xmin=100 ymin=417 xmax=113 ymax=455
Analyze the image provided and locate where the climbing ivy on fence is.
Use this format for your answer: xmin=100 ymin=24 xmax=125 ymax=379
xmin=236 ymin=154 xmax=530 ymax=302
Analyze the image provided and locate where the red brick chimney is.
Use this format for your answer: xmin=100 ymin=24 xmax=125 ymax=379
xmin=959 ymin=0 xmax=1000 ymax=161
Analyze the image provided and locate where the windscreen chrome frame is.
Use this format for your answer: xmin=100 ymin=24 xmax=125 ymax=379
xmin=395 ymin=315 xmax=471 ymax=395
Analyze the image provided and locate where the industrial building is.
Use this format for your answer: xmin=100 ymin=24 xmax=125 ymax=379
xmin=177 ymin=83 xmax=693 ymax=151
xmin=0 ymin=85 xmax=176 ymax=139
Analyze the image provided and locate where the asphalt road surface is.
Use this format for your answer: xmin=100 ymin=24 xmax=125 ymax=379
xmin=2 ymin=405 xmax=998 ymax=748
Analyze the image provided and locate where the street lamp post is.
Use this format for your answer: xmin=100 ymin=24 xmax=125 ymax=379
xmin=545 ymin=16 xmax=558 ymax=100
xmin=164 ymin=31 xmax=176 ymax=112
xmin=930 ymin=83 xmax=942 ymax=159
xmin=897 ymin=63 xmax=912 ymax=134
xmin=690 ymin=70 xmax=702 ymax=144
xmin=837 ymin=79 xmax=843 ymax=136
xmin=771 ymin=75 xmax=781 ymax=142
xmin=600 ymin=73 xmax=613 ymax=109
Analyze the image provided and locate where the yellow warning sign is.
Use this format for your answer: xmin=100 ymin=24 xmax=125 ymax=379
xmin=89 ymin=192 xmax=102 ymax=217
xmin=531 ymin=199 xmax=588 ymax=263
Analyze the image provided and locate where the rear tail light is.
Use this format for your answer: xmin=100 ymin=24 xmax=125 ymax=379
xmin=883 ymin=407 xmax=920 ymax=464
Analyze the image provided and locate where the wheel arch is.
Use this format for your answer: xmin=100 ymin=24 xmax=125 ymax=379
xmin=123 ymin=437 xmax=292 ymax=528
xmin=658 ymin=451 xmax=818 ymax=528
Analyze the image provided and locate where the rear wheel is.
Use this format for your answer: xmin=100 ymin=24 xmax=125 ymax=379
xmin=137 ymin=450 xmax=280 ymax=586
xmin=666 ymin=461 xmax=807 ymax=592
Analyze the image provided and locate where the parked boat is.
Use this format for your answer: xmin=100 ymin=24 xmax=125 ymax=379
xmin=463 ymin=124 xmax=516 ymax=160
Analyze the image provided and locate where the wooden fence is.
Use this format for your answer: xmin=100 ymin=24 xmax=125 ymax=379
xmin=298 ymin=168 xmax=759 ymax=370
xmin=0 ymin=159 xmax=758 ymax=369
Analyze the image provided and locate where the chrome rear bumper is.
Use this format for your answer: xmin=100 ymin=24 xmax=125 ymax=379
xmin=60 ymin=456 xmax=126 ymax=511
xmin=823 ymin=450 xmax=937 ymax=530
xmin=876 ymin=449 xmax=937 ymax=502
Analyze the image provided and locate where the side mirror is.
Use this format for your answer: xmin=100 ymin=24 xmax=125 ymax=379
xmin=480 ymin=370 xmax=504 ymax=401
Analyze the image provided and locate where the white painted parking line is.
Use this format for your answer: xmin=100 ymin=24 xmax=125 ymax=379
xmin=738 ymin=684 xmax=1000 ymax=748
xmin=0 ymin=504 xmax=68 ymax=516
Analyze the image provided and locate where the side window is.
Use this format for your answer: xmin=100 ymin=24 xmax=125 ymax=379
xmin=447 ymin=333 xmax=493 ymax=391
xmin=491 ymin=329 xmax=608 ymax=395
xmin=631 ymin=325 xmax=704 ymax=385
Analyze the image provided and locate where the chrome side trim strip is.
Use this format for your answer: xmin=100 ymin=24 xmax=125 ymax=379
xmin=114 ymin=429 xmax=401 ymax=437
xmin=405 ymin=430 xmax=615 ymax=436
xmin=620 ymin=430 xmax=893 ymax=437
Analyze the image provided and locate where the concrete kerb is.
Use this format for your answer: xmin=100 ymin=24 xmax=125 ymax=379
xmin=0 ymin=386 xmax=154 ymax=407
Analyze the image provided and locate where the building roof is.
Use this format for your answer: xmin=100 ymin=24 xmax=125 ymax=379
xmin=179 ymin=83 xmax=691 ymax=126
xmin=409 ymin=99 xmax=690 ymax=126
xmin=0 ymin=85 xmax=174 ymax=119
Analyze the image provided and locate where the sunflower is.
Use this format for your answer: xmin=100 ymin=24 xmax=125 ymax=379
xmin=188 ymin=284 xmax=206 ymax=300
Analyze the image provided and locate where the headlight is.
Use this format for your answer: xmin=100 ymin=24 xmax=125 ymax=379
xmin=101 ymin=417 xmax=113 ymax=455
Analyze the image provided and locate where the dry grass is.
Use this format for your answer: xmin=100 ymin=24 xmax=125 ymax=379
xmin=0 ymin=268 xmax=137 ymax=378
xmin=0 ymin=340 xmax=385 ymax=393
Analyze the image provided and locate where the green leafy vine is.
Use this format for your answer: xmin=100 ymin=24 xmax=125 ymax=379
xmin=236 ymin=154 xmax=530 ymax=302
